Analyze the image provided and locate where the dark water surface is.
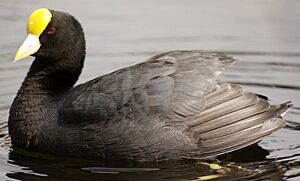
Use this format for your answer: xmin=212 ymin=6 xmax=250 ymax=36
xmin=0 ymin=0 xmax=299 ymax=180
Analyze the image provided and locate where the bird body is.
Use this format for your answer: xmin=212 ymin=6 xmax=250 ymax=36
xmin=8 ymin=8 xmax=291 ymax=161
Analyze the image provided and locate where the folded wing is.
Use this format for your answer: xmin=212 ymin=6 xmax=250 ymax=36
xmin=58 ymin=50 xmax=290 ymax=158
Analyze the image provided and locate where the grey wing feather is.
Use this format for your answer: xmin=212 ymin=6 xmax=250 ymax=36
xmin=184 ymin=83 xmax=290 ymax=158
xmin=59 ymin=50 xmax=290 ymax=159
xmin=60 ymin=50 xmax=235 ymax=123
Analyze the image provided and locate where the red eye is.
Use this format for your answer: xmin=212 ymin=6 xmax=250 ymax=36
xmin=47 ymin=27 xmax=56 ymax=35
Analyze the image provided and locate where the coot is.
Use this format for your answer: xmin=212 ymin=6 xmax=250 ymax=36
xmin=9 ymin=8 xmax=292 ymax=161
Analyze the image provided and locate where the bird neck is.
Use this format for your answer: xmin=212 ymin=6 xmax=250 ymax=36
xmin=8 ymin=53 xmax=85 ymax=149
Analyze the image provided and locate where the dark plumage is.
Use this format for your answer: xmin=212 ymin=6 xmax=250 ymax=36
xmin=9 ymin=9 xmax=292 ymax=161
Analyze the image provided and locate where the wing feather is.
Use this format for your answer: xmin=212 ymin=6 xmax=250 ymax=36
xmin=59 ymin=50 xmax=290 ymax=159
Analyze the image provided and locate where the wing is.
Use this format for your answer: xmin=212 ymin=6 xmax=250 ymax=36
xmin=58 ymin=50 xmax=290 ymax=158
xmin=59 ymin=50 xmax=235 ymax=124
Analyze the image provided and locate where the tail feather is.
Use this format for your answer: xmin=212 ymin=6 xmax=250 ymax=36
xmin=276 ymin=101 xmax=293 ymax=117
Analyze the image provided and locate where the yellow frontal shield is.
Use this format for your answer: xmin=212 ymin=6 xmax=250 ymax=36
xmin=14 ymin=8 xmax=52 ymax=62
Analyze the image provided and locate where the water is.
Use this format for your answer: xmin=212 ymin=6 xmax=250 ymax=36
xmin=0 ymin=0 xmax=299 ymax=180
